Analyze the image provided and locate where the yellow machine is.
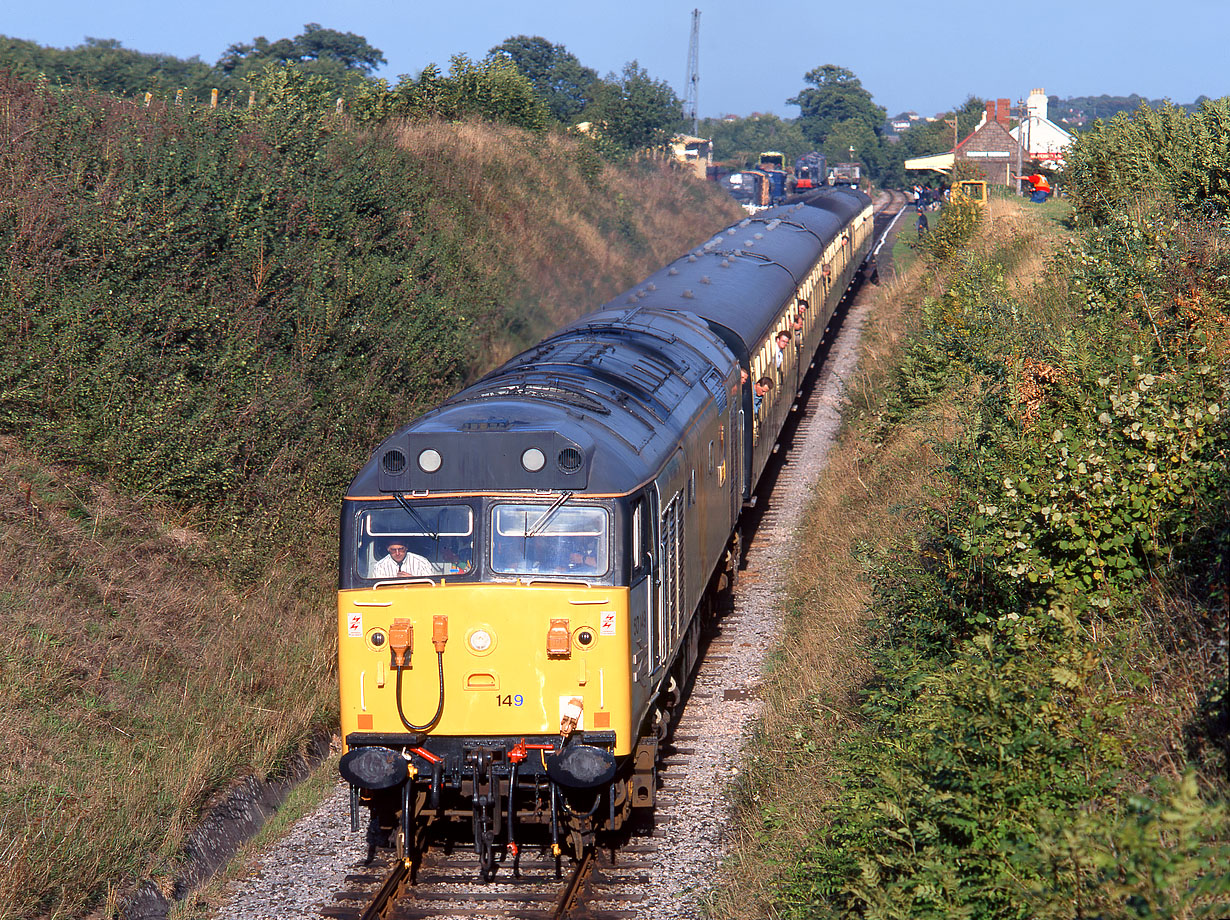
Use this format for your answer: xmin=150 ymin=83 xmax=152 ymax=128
xmin=952 ymin=179 xmax=989 ymax=207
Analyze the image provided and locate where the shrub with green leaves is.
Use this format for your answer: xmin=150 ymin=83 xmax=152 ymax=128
xmin=1064 ymin=97 xmax=1230 ymax=226
xmin=779 ymin=212 xmax=1229 ymax=917
xmin=0 ymin=72 xmax=492 ymax=562
xmin=922 ymin=194 xmax=983 ymax=262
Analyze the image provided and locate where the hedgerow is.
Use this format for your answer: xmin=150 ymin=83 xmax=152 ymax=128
xmin=1064 ymin=97 xmax=1230 ymax=225
xmin=0 ymin=71 xmax=492 ymax=564
xmin=776 ymin=107 xmax=1230 ymax=918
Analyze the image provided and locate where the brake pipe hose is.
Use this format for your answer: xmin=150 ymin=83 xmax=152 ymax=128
xmin=395 ymin=651 xmax=446 ymax=732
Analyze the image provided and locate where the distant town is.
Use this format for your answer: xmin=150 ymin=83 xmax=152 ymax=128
xmin=884 ymin=91 xmax=1209 ymax=136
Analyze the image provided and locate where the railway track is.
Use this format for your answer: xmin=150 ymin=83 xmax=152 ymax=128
xmin=324 ymin=830 xmax=658 ymax=919
xmin=320 ymin=190 xmax=908 ymax=920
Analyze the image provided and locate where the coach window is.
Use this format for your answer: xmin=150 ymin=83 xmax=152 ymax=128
xmin=358 ymin=504 xmax=474 ymax=579
xmin=491 ymin=504 xmax=609 ymax=577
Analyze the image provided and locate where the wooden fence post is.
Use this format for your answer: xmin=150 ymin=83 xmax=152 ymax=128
xmin=210 ymin=89 xmax=218 ymax=108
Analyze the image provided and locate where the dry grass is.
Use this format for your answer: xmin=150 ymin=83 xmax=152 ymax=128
xmin=707 ymin=255 xmax=944 ymax=919
xmin=389 ymin=119 xmax=745 ymax=370
xmin=0 ymin=438 xmax=336 ymax=918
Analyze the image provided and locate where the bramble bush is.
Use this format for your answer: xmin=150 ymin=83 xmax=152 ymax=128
xmin=780 ymin=182 xmax=1229 ymax=916
xmin=0 ymin=72 xmax=494 ymax=566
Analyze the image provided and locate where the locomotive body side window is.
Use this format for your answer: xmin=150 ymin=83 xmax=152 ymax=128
xmin=357 ymin=504 xmax=474 ymax=579
xmin=491 ymin=504 xmax=610 ymax=577
xmin=631 ymin=500 xmax=644 ymax=570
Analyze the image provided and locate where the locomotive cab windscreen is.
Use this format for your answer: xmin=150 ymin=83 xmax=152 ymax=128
xmin=351 ymin=502 xmax=476 ymax=582
xmin=341 ymin=496 xmax=616 ymax=585
xmin=491 ymin=503 xmax=610 ymax=578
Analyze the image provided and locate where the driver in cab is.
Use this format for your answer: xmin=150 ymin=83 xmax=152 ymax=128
xmin=371 ymin=541 xmax=433 ymax=578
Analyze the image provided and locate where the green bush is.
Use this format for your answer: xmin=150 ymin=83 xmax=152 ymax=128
xmin=1065 ymin=97 xmax=1230 ymax=226
xmin=0 ymin=74 xmax=489 ymax=565
xmin=781 ymin=213 xmax=1230 ymax=918
xmin=922 ymin=195 xmax=983 ymax=262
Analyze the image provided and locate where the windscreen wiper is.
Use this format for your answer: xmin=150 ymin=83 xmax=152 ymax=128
xmin=526 ymin=491 xmax=573 ymax=537
xmin=393 ymin=493 xmax=439 ymax=541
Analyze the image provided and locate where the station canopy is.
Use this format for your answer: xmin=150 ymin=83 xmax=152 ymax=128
xmin=904 ymin=152 xmax=955 ymax=174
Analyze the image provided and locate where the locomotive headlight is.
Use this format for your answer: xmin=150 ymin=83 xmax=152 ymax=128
xmin=521 ymin=447 xmax=545 ymax=472
xmin=418 ymin=448 xmax=442 ymax=473
xmin=467 ymin=628 xmax=494 ymax=655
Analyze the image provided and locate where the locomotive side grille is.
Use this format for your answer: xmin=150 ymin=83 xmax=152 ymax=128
xmin=702 ymin=368 xmax=727 ymax=413
xmin=659 ymin=491 xmax=686 ymax=661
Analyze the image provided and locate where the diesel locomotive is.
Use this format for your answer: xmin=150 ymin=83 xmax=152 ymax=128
xmin=337 ymin=187 xmax=875 ymax=876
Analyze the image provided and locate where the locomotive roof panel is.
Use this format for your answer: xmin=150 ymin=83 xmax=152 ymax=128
xmin=348 ymin=307 xmax=736 ymax=497
xmin=597 ymin=192 xmax=869 ymax=360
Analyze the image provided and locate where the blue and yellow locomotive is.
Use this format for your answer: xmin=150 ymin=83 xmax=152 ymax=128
xmin=337 ymin=188 xmax=874 ymax=874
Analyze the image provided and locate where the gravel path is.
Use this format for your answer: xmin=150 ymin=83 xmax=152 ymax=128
xmin=209 ymin=197 xmax=896 ymax=920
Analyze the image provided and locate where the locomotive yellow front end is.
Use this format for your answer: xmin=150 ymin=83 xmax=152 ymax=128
xmin=337 ymin=305 xmax=747 ymax=875
xmin=338 ymin=581 xmax=633 ymax=754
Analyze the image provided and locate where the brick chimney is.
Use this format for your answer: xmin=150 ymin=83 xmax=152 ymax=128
xmin=985 ymin=100 xmax=996 ymax=125
xmin=996 ymin=98 xmax=1010 ymax=127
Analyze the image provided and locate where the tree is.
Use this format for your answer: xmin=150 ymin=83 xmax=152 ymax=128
xmin=0 ymin=34 xmax=214 ymax=99
xmin=581 ymin=61 xmax=683 ymax=154
xmin=790 ymin=64 xmax=885 ymax=146
xmin=358 ymin=55 xmax=549 ymax=131
xmin=822 ymin=117 xmax=879 ymax=172
xmin=216 ymin=23 xmax=385 ymax=94
xmin=699 ymin=113 xmax=810 ymax=168
xmin=487 ymin=35 xmax=597 ymax=124
xmin=294 ymin=23 xmax=386 ymax=73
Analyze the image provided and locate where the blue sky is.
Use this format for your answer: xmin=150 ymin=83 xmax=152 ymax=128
xmin=3 ymin=0 xmax=1225 ymax=119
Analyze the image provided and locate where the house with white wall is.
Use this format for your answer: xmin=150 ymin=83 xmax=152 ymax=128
xmin=1010 ymin=88 xmax=1073 ymax=169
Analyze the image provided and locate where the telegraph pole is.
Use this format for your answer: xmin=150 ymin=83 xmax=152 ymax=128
xmin=683 ymin=9 xmax=700 ymax=136
xmin=1015 ymin=99 xmax=1025 ymax=196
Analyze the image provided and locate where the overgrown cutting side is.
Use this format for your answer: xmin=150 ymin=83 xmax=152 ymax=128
xmin=716 ymin=180 xmax=1229 ymax=919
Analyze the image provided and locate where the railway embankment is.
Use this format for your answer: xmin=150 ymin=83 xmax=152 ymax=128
xmin=715 ymin=129 xmax=1230 ymax=916
xmin=0 ymin=71 xmax=743 ymax=920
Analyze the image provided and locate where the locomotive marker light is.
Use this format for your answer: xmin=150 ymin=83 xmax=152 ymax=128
xmin=416 ymin=448 xmax=442 ymax=473
xmin=467 ymin=627 xmax=494 ymax=655
xmin=520 ymin=447 xmax=545 ymax=472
